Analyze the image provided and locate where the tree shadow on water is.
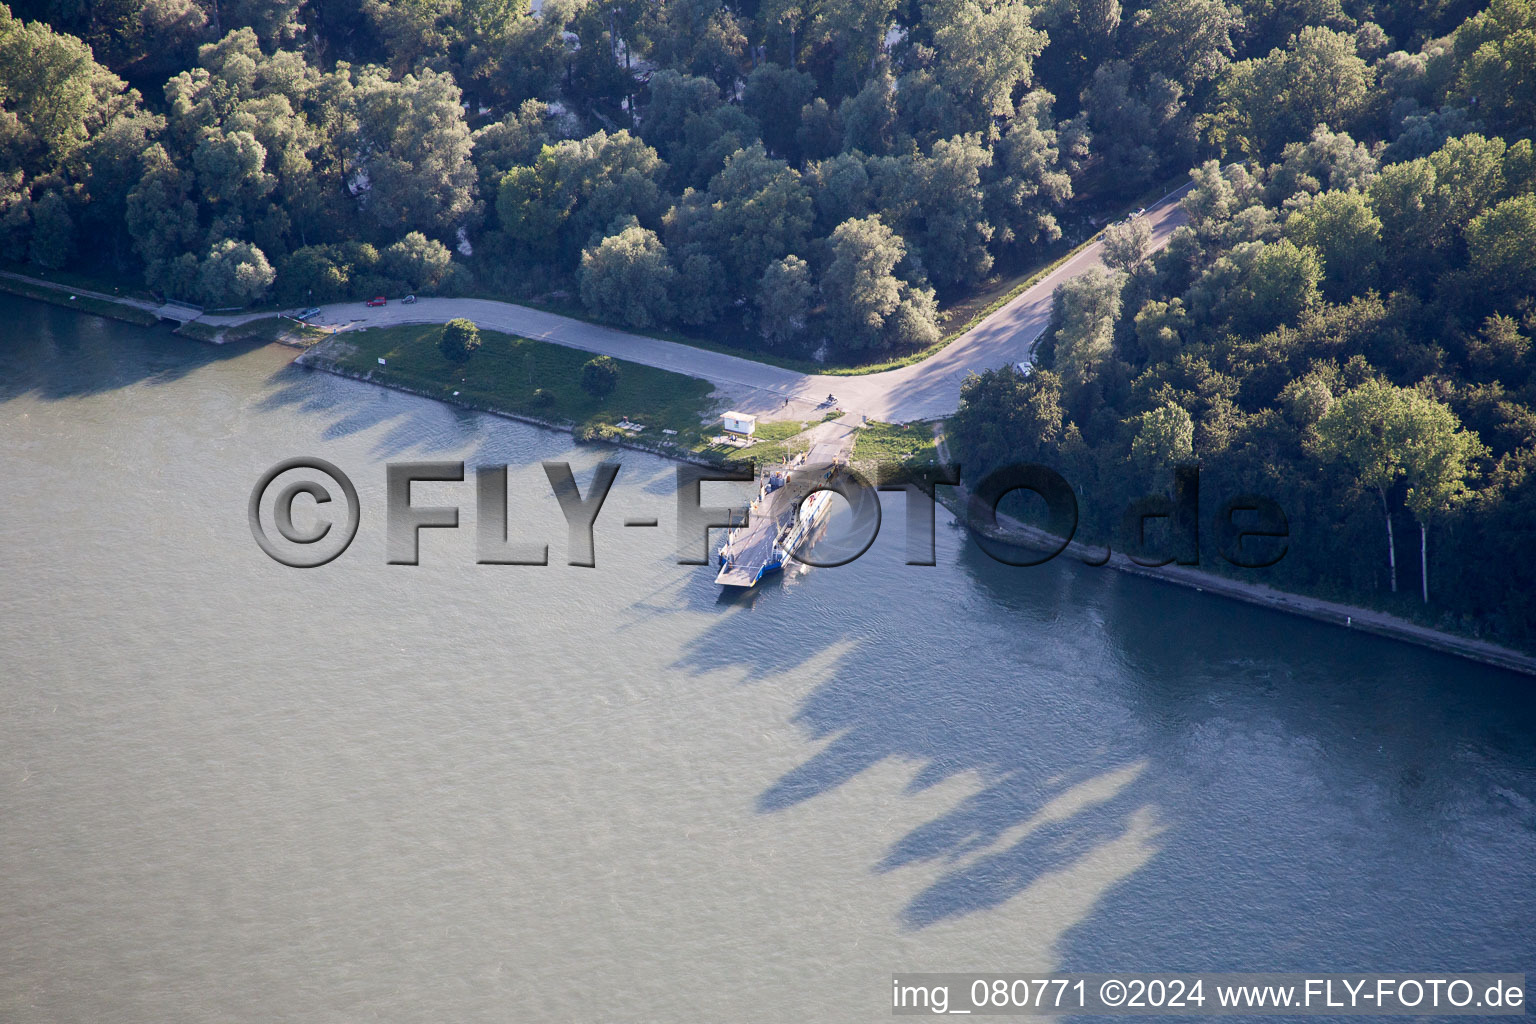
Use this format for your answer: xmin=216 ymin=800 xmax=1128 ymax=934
xmin=671 ymin=523 xmax=1168 ymax=932
xmin=962 ymin=548 xmax=1536 ymax=970
xmin=669 ymin=512 xmax=1536 ymax=958
xmin=0 ymin=300 xmax=256 ymax=403
xmin=255 ymin=361 xmax=499 ymax=460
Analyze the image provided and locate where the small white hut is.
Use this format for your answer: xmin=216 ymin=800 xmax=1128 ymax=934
xmin=721 ymin=411 xmax=757 ymax=436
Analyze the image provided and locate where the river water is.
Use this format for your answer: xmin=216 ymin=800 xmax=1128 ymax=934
xmin=2 ymin=296 xmax=1533 ymax=1022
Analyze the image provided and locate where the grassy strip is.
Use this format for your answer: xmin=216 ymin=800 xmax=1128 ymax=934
xmin=497 ymin=292 xmax=846 ymax=376
xmin=696 ymin=438 xmax=797 ymax=463
xmin=850 ymin=420 xmax=940 ymax=465
xmin=0 ymin=262 xmax=160 ymax=304
xmin=1122 ymin=170 xmax=1197 ymax=215
xmin=932 ymin=229 xmax=1114 ymax=347
xmin=511 ymin=292 xmax=957 ymax=377
xmin=513 ymin=272 xmax=1046 ymax=377
xmin=929 ymin=175 xmax=1193 ymax=348
xmin=0 ymin=276 xmax=160 ymax=326
xmin=503 ymin=242 xmax=1094 ymax=378
xmin=935 ymin=242 xmax=1075 ymax=343
xmin=314 ymin=323 xmax=717 ymax=441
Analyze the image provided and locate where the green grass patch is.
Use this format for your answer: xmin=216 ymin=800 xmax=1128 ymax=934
xmin=701 ymin=420 xmax=808 ymax=464
xmin=752 ymin=419 xmax=816 ymax=442
xmin=317 ymin=323 xmax=716 ymax=438
xmin=694 ymin=438 xmax=800 ymax=465
xmin=0 ymin=276 xmax=159 ymax=326
xmin=505 ymin=292 xmax=845 ymax=375
xmin=850 ymin=420 xmax=940 ymax=466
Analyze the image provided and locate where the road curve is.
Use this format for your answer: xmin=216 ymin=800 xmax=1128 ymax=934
xmin=211 ymin=182 xmax=1191 ymax=422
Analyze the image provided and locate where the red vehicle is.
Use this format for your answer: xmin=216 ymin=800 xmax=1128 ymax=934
xmin=366 ymin=296 xmax=387 ymax=307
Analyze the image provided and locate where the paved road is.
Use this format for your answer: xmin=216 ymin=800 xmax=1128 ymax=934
xmin=838 ymin=181 xmax=1191 ymax=421
xmin=210 ymin=182 xmax=1191 ymax=423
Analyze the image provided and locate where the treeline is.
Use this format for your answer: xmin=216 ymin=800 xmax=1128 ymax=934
xmin=950 ymin=0 xmax=1536 ymax=646
xmin=4 ymin=0 xmax=1508 ymax=354
xmin=0 ymin=0 xmax=1084 ymax=349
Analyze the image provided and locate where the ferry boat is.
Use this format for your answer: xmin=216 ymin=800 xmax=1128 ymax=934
xmin=715 ymin=457 xmax=837 ymax=588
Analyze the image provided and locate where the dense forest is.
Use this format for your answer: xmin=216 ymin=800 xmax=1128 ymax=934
xmin=2 ymin=0 xmax=1533 ymax=642
xmin=2 ymin=0 xmax=1101 ymax=348
xmin=4 ymin=0 xmax=1512 ymax=349
xmin=946 ymin=0 xmax=1536 ymax=646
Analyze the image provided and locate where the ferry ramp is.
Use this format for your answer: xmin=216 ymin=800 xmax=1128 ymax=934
xmin=715 ymin=467 xmax=836 ymax=587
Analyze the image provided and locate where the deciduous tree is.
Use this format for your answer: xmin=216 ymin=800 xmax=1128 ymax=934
xmin=498 ymin=130 xmax=666 ymax=261
xmin=1103 ymin=217 xmax=1153 ymax=276
xmin=1284 ymin=190 xmax=1381 ymax=297
xmin=1205 ymin=27 xmax=1373 ymax=158
xmin=1316 ymin=379 xmax=1412 ymax=593
xmin=822 ymin=215 xmax=903 ymax=344
xmin=578 ymin=224 xmax=675 ymax=329
xmin=27 ymin=189 xmax=73 ymax=269
xmin=1466 ymin=194 xmax=1536 ymax=298
xmin=1047 ymin=268 xmax=1124 ymax=388
xmin=440 ymin=317 xmax=482 ymax=362
xmin=581 ymin=354 xmax=620 ymax=397
xmin=383 ymin=231 xmax=453 ymax=293
xmin=1128 ymin=0 xmax=1239 ymax=84
xmin=1130 ymin=401 xmax=1196 ymax=468
xmin=347 ymin=66 xmax=478 ymax=236
xmin=756 ymin=254 xmax=813 ymax=346
xmin=743 ymin=64 xmax=815 ymax=161
xmin=1398 ymin=389 xmax=1487 ymax=603
xmin=196 ymin=238 xmax=274 ymax=305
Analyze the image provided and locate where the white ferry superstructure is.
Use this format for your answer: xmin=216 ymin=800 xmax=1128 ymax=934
xmin=715 ymin=456 xmax=837 ymax=588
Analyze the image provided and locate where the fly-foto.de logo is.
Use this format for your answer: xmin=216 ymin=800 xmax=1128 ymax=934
xmin=248 ymin=459 xmax=1289 ymax=571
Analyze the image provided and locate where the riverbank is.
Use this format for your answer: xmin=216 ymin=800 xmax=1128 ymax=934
xmin=927 ymin=435 xmax=1536 ymax=678
xmin=299 ymin=328 xmax=1536 ymax=677
xmin=0 ymin=271 xmax=160 ymax=326
xmin=297 ymin=329 xmax=734 ymax=469
xmin=178 ymin=316 xmax=329 ymax=346
xmin=10 ymin=279 xmax=1528 ymax=676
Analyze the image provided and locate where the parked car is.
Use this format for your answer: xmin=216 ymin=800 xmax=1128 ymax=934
xmin=297 ymin=307 xmax=322 ymax=321
xmin=1015 ymin=361 xmax=1034 ymax=377
xmin=366 ymin=296 xmax=387 ymax=307
xmin=401 ymin=294 xmax=417 ymax=304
